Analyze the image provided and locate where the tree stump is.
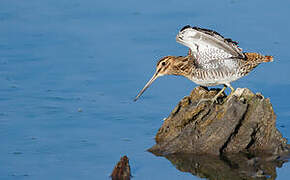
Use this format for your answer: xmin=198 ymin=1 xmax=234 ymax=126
xmin=149 ymin=87 xmax=289 ymax=156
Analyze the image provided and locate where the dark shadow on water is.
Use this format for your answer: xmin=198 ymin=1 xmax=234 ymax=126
xmin=151 ymin=152 xmax=290 ymax=180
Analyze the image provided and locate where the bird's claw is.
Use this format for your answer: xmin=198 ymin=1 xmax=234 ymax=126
xmin=196 ymin=92 xmax=228 ymax=106
xmin=196 ymin=97 xmax=217 ymax=106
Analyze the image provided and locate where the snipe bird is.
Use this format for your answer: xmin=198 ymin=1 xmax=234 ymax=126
xmin=134 ymin=25 xmax=273 ymax=103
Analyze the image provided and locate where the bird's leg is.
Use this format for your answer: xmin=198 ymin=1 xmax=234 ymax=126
xmin=223 ymin=84 xmax=235 ymax=102
xmin=211 ymin=85 xmax=227 ymax=103
xmin=197 ymin=85 xmax=227 ymax=106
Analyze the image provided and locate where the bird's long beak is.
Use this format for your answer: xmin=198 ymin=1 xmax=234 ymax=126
xmin=134 ymin=72 xmax=159 ymax=101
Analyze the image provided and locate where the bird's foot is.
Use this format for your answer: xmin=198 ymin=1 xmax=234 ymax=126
xmin=196 ymin=91 xmax=227 ymax=106
xmin=223 ymin=92 xmax=234 ymax=103
xmin=196 ymin=96 xmax=219 ymax=106
xmin=196 ymin=85 xmax=233 ymax=106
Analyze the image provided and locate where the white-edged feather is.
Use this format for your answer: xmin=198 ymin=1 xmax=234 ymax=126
xmin=176 ymin=26 xmax=244 ymax=68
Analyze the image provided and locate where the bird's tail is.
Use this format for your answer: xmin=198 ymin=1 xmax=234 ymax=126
xmin=244 ymin=53 xmax=274 ymax=63
xmin=263 ymin=55 xmax=274 ymax=62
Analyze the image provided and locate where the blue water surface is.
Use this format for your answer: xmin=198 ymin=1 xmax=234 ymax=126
xmin=0 ymin=0 xmax=289 ymax=179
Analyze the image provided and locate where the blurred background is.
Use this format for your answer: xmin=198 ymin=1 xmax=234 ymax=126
xmin=0 ymin=0 xmax=289 ymax=179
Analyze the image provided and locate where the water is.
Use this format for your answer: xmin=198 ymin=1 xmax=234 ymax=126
xmin=0 ymin=0 xmax=289 ymax=179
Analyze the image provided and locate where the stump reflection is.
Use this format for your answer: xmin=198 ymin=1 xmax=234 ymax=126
xmin=155 ymin=152 xmax=289 ymax=180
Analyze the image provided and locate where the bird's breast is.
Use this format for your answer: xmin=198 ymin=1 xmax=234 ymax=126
xmin=188 ymin=68 xmax=242 ymax=87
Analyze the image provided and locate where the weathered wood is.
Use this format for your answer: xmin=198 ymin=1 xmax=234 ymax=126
xmin=111 ymin=156 xmax=131 ymax=180
xmin=149 ymin=87 xmax=289 ymax=156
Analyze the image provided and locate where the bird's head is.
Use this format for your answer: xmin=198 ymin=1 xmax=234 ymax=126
xmin=134 ymin=56 xmax=187 ymax=101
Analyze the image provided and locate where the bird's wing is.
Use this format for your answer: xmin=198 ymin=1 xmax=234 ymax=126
xmin=176 ymin=25 xmax=245 ymax=68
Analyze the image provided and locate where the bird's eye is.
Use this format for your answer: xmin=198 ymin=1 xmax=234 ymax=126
xmin=162 ymin=62 xmax=166 ymax=66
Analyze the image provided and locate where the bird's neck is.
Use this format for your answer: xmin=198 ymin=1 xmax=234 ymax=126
xmin=170 ymin=55 xmax=194 ymax=77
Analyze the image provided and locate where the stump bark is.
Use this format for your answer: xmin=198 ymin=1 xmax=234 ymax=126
xmin=149 ymin=87 xmax=289 ymax=156
xmin=111 ymin=156 xmax=131 ymax=180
